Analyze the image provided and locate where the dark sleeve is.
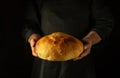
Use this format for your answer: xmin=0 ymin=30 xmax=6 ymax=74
xmin=22 ymin=0 xmax=43 ymax=42
xmin=91 ymin=0 xmax=114 ymax=40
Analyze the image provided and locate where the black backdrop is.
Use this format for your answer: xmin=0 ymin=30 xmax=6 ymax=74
xmin=1 ymin=0 xmax=120 ymax=78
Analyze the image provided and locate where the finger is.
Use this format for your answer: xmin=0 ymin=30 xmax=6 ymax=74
xmin=30 ymin=40 xmax=36 ymax=47
xmin=29 ymin=40 xmax=38 ymax=57
xmin=73 ymin=49 xmax=90 ymax=61
xmin=73 ymin=52 xmax=86 ymax=61
xmin=73 ymin=56 xmax=83 ymax=61
xmin=32 ymin=51 xmax=38 ymax=57
xmin=30 ymin=46 xmax=36 ymax=56
xmin=84 ymin=45 xmax=88 ymax=50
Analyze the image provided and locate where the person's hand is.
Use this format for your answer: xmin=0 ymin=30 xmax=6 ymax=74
xmin=73 ymin=37 xmax=92 ymax=61
xmin=73 ymin=31 xmax=102 ymax=61
xmin=28 ymin=34 xmax=41 ymax=57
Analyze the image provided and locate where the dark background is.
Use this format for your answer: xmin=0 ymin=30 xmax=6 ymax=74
xmin=1 ymin=0 xmax=120 ymax=78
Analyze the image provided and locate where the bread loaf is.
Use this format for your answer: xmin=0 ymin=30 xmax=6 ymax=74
xmin=35 ymin=32 xmax=84 ymax=61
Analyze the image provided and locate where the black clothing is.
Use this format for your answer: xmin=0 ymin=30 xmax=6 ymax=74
xmin=23 ymin=0 xmax=113 ymax=41
xmin=31 ymin=55 xmax=96 ymax=78
xmin=22 ymin=0 xmax=113 ymax=78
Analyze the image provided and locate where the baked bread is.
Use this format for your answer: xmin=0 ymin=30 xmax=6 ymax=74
xmin=35 ymin=32 xmax=84 ymax=61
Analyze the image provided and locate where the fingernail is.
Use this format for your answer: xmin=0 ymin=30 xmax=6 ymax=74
xmin=84 ymin=46 xmax=87 ymax=49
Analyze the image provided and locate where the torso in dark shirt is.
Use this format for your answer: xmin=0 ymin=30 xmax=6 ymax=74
xmin=39 ymin=0 xmax=92 ymax=39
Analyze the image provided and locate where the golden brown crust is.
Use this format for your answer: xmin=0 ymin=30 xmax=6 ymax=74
xmin=35 ymin=32 xmax=84 ymax=61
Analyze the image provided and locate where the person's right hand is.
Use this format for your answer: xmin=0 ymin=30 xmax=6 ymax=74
xmin=28 ymin=33 xmax=41 ymax=57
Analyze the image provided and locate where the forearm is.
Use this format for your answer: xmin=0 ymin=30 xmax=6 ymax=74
xmin=22 ymin=0 xmax=42 ymax=43
xmin=92 ymin=0 xmax=114 ymax=41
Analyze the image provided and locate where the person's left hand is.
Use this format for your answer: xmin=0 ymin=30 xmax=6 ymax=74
xmin=73 ymin=38 xmax=92 ymax=61
xmin=73 ymin=31 xmax=102 ymax=61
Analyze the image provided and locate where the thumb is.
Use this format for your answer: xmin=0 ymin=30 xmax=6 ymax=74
xmin=84 ymin=45 xmax=87 ymax=50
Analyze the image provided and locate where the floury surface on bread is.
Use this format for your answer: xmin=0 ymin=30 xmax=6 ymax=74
xmin=35 ymin=32 xmax=84 ymax=61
